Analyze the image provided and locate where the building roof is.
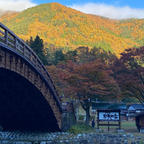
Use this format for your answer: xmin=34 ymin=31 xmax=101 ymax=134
xmin=128 ymin=104 xmax=144 ymax=110
xmin=108 ymin=104 xmax=127 ymax=110
xmin=92 ymin=103 xmax=127 ymax=110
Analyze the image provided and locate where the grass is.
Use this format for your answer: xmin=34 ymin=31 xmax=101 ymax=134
xmin=121 ymin=120 xmax=137 ymax=132
xmin=69 ymin=122 xmax=93 ymax=134
xmin=95 ymin=120 xmax=138 ymax=132
xmin=72 ymin=120 xmax=139 ymax=134
xmin=68 ymin=120 xmax=144 ymax=143
xmin=69 ymin=119 xmax=144 ymax=140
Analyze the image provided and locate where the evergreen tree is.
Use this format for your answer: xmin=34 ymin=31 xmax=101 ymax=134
xmin=45 ymin=48 xmax=55 ymax=65
xmin=65 ymin=50 xmax=77 ymax=61
xmin=54 ymin=49 xmax=65 ymax=65
xmin=28 ymin=35 xmax=48 ymax=65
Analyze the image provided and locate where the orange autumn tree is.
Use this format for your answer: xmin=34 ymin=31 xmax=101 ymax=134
xmin=52 ymin=60 xmax=120 ymax=125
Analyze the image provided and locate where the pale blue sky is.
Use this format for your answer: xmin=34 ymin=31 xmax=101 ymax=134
xmin=0 ymin=0 xmax=144 ymax=19
xmin=32 ymin=0 xmax=144 ymax=9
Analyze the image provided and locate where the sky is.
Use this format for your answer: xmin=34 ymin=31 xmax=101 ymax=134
xmin=0 ymin=0 xmax=144 ymax=19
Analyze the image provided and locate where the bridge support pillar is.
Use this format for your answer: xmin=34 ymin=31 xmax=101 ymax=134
xmin=61 ymin=102 xmax=76 ymax=131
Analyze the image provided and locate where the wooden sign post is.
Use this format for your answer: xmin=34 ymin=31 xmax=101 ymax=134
xmin=97 ymin=109 xmax=121 ymax=131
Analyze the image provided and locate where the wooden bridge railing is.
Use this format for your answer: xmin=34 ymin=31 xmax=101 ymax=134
xmin=0 ymin=22 xmax=62 ymax=111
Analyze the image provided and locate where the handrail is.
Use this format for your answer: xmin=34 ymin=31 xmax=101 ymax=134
xmin=0 ymin=22 xmax=62 ymax=112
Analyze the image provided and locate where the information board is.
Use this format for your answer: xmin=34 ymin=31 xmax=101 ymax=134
xmin=99 ymin=112 xmax=119 ymax=121
xmin=97 ymin=110 xmax=121 ymax=131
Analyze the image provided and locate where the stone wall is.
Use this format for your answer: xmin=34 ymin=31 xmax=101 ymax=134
xmin=0 ymin=131 xmax=144 ymax=144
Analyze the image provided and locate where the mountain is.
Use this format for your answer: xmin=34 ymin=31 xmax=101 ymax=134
xmin=0 ymin=10 xmax=4 ymax=16
xmin=0 ymin=10 xmax=7 ymax=17
xmin=0 ymin=10 xmax=17 ymax=18
xmin=0 ymin=3 xmax=144 ymax=56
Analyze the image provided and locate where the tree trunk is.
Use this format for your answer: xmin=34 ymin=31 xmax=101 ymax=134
xmin=80 ymin=100 xmax=91 ymax=125
xmin=85 ymin=107 xmax=90 ymax=125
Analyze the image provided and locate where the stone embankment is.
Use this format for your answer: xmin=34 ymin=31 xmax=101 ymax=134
xmin=0 ymin=131 xmax=144 ymax=144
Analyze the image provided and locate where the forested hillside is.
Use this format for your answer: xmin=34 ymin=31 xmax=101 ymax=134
xmin=0 ymin=3 xmax=144 ymax=56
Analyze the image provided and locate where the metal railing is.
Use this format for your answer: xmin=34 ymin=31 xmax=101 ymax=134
xmin=0 ymin=22 xmax=62 ymax=111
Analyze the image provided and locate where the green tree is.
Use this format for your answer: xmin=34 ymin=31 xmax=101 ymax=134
xmin=65 ymin=50 xmax=77 ymax=62
xmin=28 ymin=35 xmax=48 ymax=65
xmin=90 ymin=47 xmax=116 ymax=64
xmin=45 ymin=48 xmax=55 ymax=65
xmin=54 ymin=49 xmax=65 ymax=65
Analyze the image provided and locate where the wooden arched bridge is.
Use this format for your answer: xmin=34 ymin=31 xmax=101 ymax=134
xmin=0 ymin=22 xmax=62 ymax=132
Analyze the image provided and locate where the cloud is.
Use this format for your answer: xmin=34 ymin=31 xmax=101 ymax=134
xmin=0 ymin=0 xmax=37 ymax=11
xmin=70 ymin=3 xmax=144 ymax=19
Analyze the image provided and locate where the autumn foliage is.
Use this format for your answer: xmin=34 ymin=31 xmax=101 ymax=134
xmin=0 ymin=3 xmax=144 ymax=56
xmin=112 ymin=47 xmax=144 ymax=103
xmin=47 ymin=44 xmax=144 ymax=124
xmin=47 ymin=48 xmax=121 ymax=124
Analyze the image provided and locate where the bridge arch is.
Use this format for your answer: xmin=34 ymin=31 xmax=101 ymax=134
xmin=0 ymin=23 xmax=62 ymax=131
xmin=0 ymin=68 xmax=59 ymax=131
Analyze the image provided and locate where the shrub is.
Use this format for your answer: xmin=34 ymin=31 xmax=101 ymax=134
xmin=69 ymin=123 xmax=93 ymax=134
xmin=78 ymin=115 xmax=85 ymax=121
